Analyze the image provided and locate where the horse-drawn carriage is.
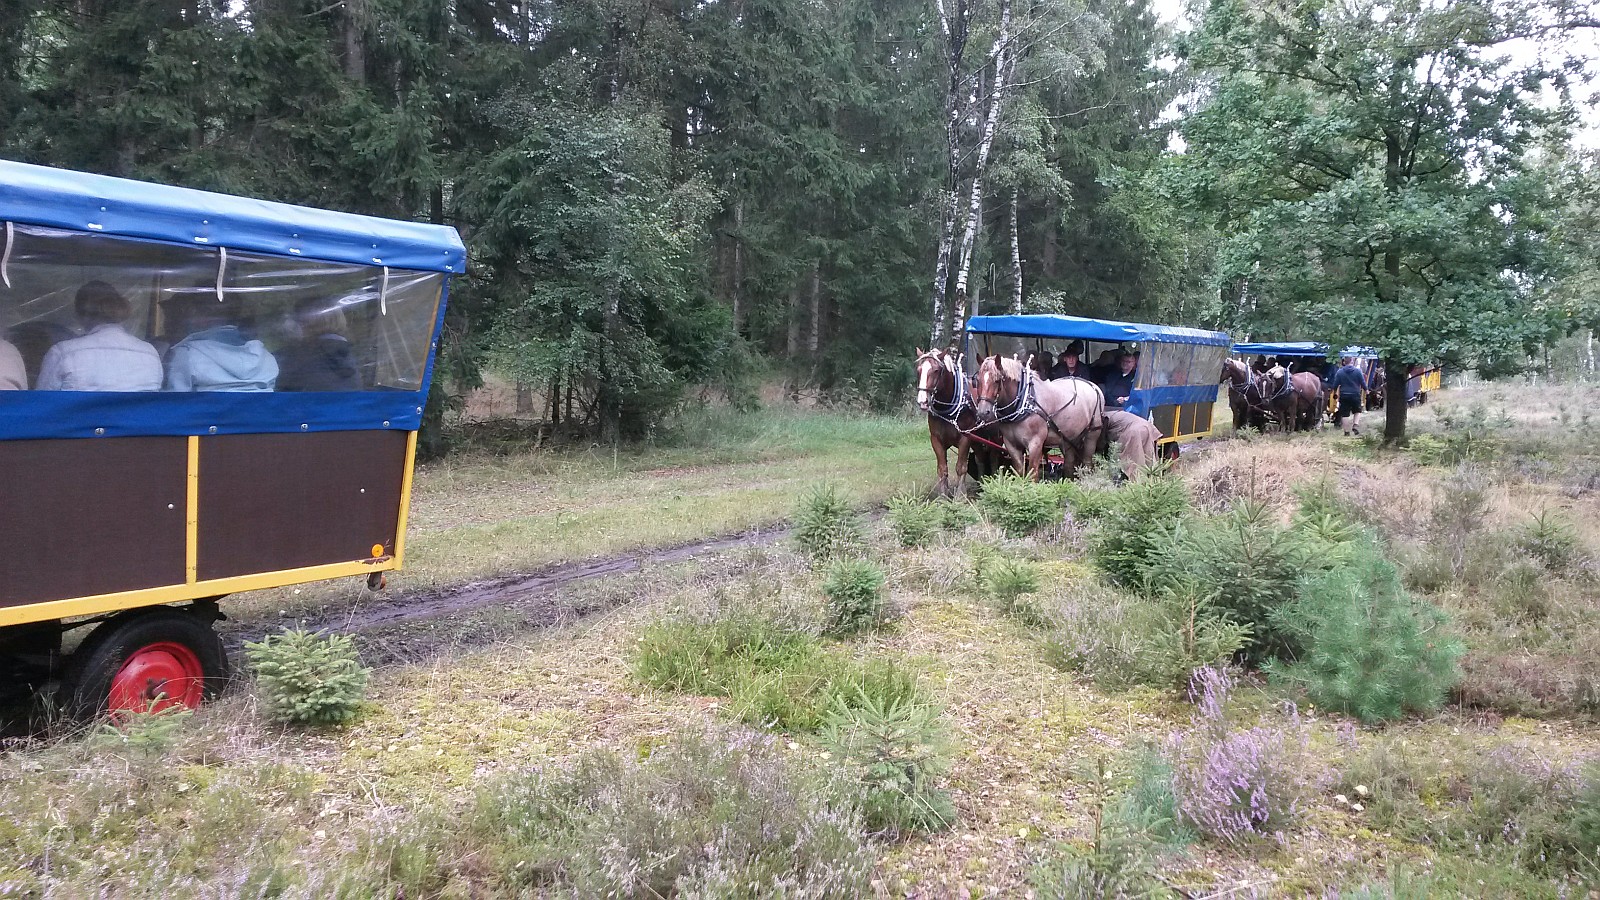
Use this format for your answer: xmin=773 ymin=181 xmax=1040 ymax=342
xmin=912 ymin=315 xmax=1230 ymax=490
xmin=0 ymin=160 xmax=464 ymax=717
xmin=966 ymin=314 xmax=1232 ymax=453
xmin=1226 ymin=341 xmax=1383 ymax=431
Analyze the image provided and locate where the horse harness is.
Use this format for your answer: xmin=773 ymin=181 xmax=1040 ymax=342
xmin=983 ymin=365 xmax=1102 ymax=460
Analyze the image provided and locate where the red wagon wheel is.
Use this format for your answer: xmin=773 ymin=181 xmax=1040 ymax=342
xmin=66 ymin=607 xmax=228 ymax=718
xmin=105 ymin=641 xmax=207 ymax=713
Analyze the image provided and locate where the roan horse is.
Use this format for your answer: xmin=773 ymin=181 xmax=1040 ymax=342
xmin=914 ymin=349 xmax=1006 ymax=496
xmin=971 ymin=355 xmax=1105 ymax=479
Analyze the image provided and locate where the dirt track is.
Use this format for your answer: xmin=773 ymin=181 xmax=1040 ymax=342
xmin=225 ymin=524 xmax=791 ymax=661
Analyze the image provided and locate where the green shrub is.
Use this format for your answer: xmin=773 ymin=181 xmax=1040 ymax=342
xmin=1513 ymin=510 xmax=1584 ymax=570
xmin=977 ymin=472 xmax=1064 ymax=537
xmin=886 ymin=495 xmax=943 ymax=548
xmin=87 ymin=706 xmax=191 ymax=763
xmin=821 ymin=689 xmax=955 ymax=835
xmin=821 ymin=557 xmax=890 ymax=637
xmin=934 ymin=498 xmax=981 ymax=530
xmin=979 ymin=555 xmax=1042 ymax=621
xmin=1029 ymin=757 xmax=1173 ymax=898
xmin=1140 ymin=500 xmax=1311 ymax=664
xmin=792 ymin=482 xmax=864 ymax=562
xmin=472 ymin=730 xmax=873 ymax=895
xmin=1056 ymin=479 xmax=1120 ymax=520
xmin=245 ymin=628 xmax=371 ymax=727
xmin=1266 ymin=542 xmax=1463 ymax=723
xmin=1041 ymin=580 xmax=1248 ymax=691
xmin=1089 ymin=474 xmax=1190 ymax=585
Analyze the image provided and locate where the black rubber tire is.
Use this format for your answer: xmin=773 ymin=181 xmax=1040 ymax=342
xmin=64 ymin=607 xmax=229 ymax=719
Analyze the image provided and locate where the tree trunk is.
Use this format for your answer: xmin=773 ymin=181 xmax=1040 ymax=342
xmin=930 ymin=189 xmax=959 ymax=347
xmin=1040 ymin=196 xmax=1059 ymax=279
xmin=515 ymin=381 xmax=534 ymax=414
xmin=930 ymin=0 xmax=970 ymax=349
xmin=731 ymin=198 xmax=745 ymax=334
xmin=1586 ymin=329 xmax=1595 ymax=378
xmin=342 ymin=0 xmax=366 ymax=82
xmin=950 ymin=0 xmax=1013 ymax=340
xmin=1009 ymin=189 xmax=1023 ymax=315
xmin=807 ymin=260 xmax=822 ymax=360
xmin=786 ymin=281 xmax=802 ymax=360
xmin=1383 ymin=360 xmax=1408 ymax=443
xmin=549 ymin=373 xmax=561 ymax=425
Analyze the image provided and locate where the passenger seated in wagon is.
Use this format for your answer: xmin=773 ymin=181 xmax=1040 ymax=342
xmin=164 ymin=295 xmax=279 ymax=392
xmin=276 ymin=299 xmax=362 ymax=392
xmin=1100 ymin=349 xmax=1139 ymax=409
xmin=1049 ymin=340 xmax=1090 ymax=380
xmin=36 ymin=281 xmax=163 ymax=392
xmin=0 ymin=336 xmax=23 ymax=390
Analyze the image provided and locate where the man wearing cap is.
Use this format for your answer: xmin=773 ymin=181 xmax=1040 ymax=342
xmin=1049 ymin=341 xmax=1090 ymax=380
xmin=1101 ymin=348 xmax=1139 ymax=409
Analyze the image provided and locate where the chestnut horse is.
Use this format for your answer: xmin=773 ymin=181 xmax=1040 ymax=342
xmin=1221 ymin=358 xmax=1270 ymax=431
xmin=914 ymin=349 xmax=1006 ymax=496
xmin=971 ymin=355 xmax=1105 ymax=479
xmin=1259 ymin=365 xmax=1325 ymax=431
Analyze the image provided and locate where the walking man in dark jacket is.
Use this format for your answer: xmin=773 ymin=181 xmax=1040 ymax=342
xmin=1330 ymin=356 xmax=1367 ymax=435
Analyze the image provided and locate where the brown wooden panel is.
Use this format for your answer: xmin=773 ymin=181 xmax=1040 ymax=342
xmin=197 ymin=430 xmax=406 ymax=581
xmin=0 ymin=437 xmax=187 ymax=607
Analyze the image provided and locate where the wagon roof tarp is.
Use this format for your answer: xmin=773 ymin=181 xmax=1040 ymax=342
xmin=1232 ymin=341 xmax=1329 ymax=356
xmin=0 ymin=159 xmax=466 ymax=273
xmin=1233 ymin=341 xmax=1379 ymax=359
xmin=966 ymin=314 xmax=1231 ymax=347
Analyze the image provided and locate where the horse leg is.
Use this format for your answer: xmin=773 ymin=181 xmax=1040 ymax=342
xmin=1027 ymin=433 xmax=1047 ymax=482
xmin=930 ymin=426 xmax=951 ymax=497
xmin=954 ymin=435 xmax=973 ymax=498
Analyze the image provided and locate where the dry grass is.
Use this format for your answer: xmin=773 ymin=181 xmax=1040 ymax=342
xmin=8 ymin=386 xmax=1600 ymax=897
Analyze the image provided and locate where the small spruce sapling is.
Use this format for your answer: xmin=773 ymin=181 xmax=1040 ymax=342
xmin=246 ymin=628 xmax=371 ymax=727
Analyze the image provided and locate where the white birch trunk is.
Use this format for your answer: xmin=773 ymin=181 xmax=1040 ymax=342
xmin=1009 ymin=188 xmax=1023 ymax=316
xmin=950 ymin=0 xmax=1013 ymax=342
xmin=930 ymin=0 xmax=969 ymax=349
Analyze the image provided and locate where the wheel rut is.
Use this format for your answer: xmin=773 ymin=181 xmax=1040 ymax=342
xmin=227 ymin=524 xmax=791 ymax=651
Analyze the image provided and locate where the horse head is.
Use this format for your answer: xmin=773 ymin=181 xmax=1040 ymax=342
xmin=913 ymin=347 xmax=948 ymax=412
xmin=972 ymin=354 xmax=1020 ymax=423
xmin=1221 ymin=358 xmax=1252 ymax=389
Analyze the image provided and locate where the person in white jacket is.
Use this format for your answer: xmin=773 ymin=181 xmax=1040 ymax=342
xmin=0 ymin=337 xmax=25 ymax=390
xmin=36 ymin=281 xmax=164 ymax=392
xmin=164 ymin=296 xmax=278 ymax=392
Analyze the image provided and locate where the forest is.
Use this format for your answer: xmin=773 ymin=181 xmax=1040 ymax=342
xmin=1 ymin=0 xmax=1598 ymax=444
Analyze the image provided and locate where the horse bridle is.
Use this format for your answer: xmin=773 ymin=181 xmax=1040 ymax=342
xmin=917 ymin=353 xmax=971 ymax=425
xmin=974 ymin=358 xmax=1036 ymax=424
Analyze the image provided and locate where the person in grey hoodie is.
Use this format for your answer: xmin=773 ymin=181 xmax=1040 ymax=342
xmin=164 ymin=297 xmax=279 ymax=392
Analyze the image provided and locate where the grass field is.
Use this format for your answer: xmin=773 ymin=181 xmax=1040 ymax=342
xmin=228 ymin=405 xmax=929 ymax=621
xmin=4 ymin=384 xmax=1600 ymax=898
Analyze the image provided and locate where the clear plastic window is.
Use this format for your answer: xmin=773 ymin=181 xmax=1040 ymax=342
xmin=0 ymin=224 xmax=443 ymax=392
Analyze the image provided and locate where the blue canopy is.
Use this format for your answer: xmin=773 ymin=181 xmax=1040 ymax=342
xmin=0 ymin=159 xmax=466 ymax=273
xmin=967 ymin=314 xmax=1230 ymax=347
xmin=1232 ymin=341 xmax=1329 ymax=356
xmin=1233 ymin=341 xmax=1380 ymax=360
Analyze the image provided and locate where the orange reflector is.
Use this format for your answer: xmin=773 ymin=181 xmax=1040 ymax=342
xmin=371 ymin=544 xmax=385 ymax=558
